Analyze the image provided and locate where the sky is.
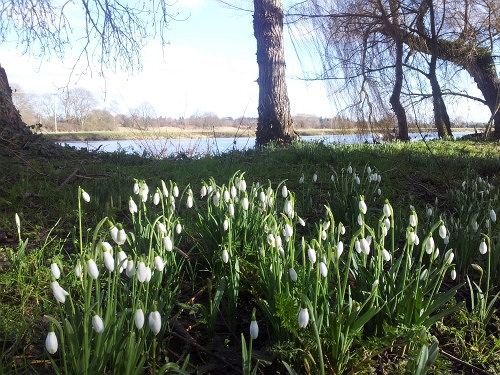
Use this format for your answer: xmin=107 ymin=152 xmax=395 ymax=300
xmin=0 ymin=0 xmax=491 ymax=122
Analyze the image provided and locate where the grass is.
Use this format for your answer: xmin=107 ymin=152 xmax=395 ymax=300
xmin=0 ymin=139 xmax=499 ymax=373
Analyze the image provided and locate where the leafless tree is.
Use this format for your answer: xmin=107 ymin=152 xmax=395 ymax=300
xmin=61 ymin=88 xmax=97 ymax=130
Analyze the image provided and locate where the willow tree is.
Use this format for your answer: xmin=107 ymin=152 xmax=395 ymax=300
xmin=0 ymin=1 xmax=174 ymax=153
xmin=253 ymin=0 xmax=296 ymax=147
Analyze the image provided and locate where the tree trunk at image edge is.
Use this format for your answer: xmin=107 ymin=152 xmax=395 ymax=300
xmin=390 ymin=41 xmax=409 ymax=141
xmin=253 ymin=0 xmax=296 ymax=147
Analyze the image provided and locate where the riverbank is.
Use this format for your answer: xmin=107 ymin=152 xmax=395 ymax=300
xmin=42 ymin=126 xmax=481 ymax=141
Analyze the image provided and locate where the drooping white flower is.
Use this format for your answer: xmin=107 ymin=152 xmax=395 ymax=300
xmin=355 ymin=240 xmax=361 ymax=253
xmin=354 ymin=175 xmax=360 ymax=185
xmin=228 ymin=203 xmax=235 ymax=217
xmin=450 ymin=268 xmax=457 ymax=281
xmin=298 ymin=308 xmax=309 ymax=328
xmin=359 ymin=199 xmax=367 ymax=214
xmin=438 ymin=225 xmax=447 ymax=239
xmin=289 ymin=268 xmax=298 ymax=282
xmin=51 ymin=281 xmax=69 ymax=303
xmin=75 ymin=262 xmax=83 ymax=278
xmin=163 ymin=235 xmax=173 ymax=251
xmin=50 ymin=263 xmax=61 ymax=279
xmin=479 ymin=240 xmax=488 ymax=255
xmin=222 ymin=189 xmax=230 ymax=203
xmin=148 ymin=311 xmax=161 ymax=335
xmin=339 ymin=222 xmax=346 ymax=235
xmin=241 ymin=197 xmax=249 ymax=210
xmin=103 ymin=250 xmax=115 ymax=272
xmin=490 ymin=209 xmax=496 ymax=223
xmin=312 ymin=172 xmax=318 ymax=182
xmin=239 ymin=179 xmax=247 ymax=192
xmin=157 ymin=222 xmax=167 ymax=235
xmin=222 ymin=249 xmax=229 ymax=264
xmin=250 ymin=320 xmax=259 ymax=340
xmin=307 ymin=247 xmax=317 ymax=264
xmin=283 ymin=199 xmax=293 ymax=217
xmin=137 ymin=262 xmax=149 ymax=283
xmin=154 ymin=256 xmax=165 ymax=272
xmin=284 ymin=223 xmax=294 ymax=239
xmin=117 ymin=250 xmax=127 ymax=272
xmin=347 ymin=165 xmax=352 ymax=174
xmin=298 ymin=216 xmax=305 ymax=227
xmin=321 ymin=230 xmax=327 ymax=241
xmin=110 ymin=226 xmax=119 ymax=243
xmin=125 ymin=259 xmax=135 ymax=277
xmin=444 ymin=249 xmax=454 ymax=265
xmin=319 ymin=262 xmax=328 ymax=277
xmin=153 ymin=192 xmax=160 ymax=206
xmin=223 ymin=218 xmax=229 ymax=232
xmin=81 ymin=189 xmax=90 ymax=203
xmin=87 ymin=259 xmax=99 ymax=279
xmin=381 ymin=225 xmax=388 ymax=237
xmin=426 ymin=207 xmax=433 ymax=217
xmin=383 ymin=203 xmax=392 ymax=217
xmin=185 ymin=194 xmax=193 ymax=208
xmin=230 ymin=185 xmax=237 ymax=198
xmin=336 ymin=241 xmax=344 ymax=259
xmin=92 ymin=315 xmax=105 ymax=333
xmin=281 ymin=185 xmax=288 ymax=198
xmin=384 ymin=217 xmax=391 ymax=231
xmin=134 ymin=309 xmax=145 ymax=329
xmin=116 ymin=229 xmax=127 ymax=245
xmin=139 ymin=183 xmax=149 ymax=203
xmin=15 ymin=213 xmax=20 ymax=232
xmin=133 ymin=181 xmax=140 ymax=194
xmin=377 ymin=188 xmax=381 ymax=195
xmin=259 ymin=191 xmax=266 ymax=205
xmin=45 ymin=331 xmax=58 ymax=354
xmin=409 ymin=213 xmax=417 ymax=227
xmin=357 ymin=214 xmax=364 ymax=226
xmin=129 ymin=197 xmax=138 ymax=214
xmin=360 ymin=238 xmax=370 ymax=255
xmin=161 ymin=180 xmax=169 ymax=197
xmin=275 ymin=235 xmax=283 ymax=250
xmin=366 ymin=166 xmax=372 ymax=175
xmin=408 ymin=231 xmax=417 ymax=245
xmin=267 ymin=233 xmax=276 ymax=247
xmin=425 ymin=237 xmax=435 ymax=254
xmin=471 ymin=221 xmax=479 ymax=232
xmin=176 ymin=223 xmax=182 ymax=234
xmin=382 ymin=248 xmax=392 ymax=262
xmin=200 ymin=185 xmax=207 ymax=198
xmin=212 ymin=191 xmax=220 ymax=206
xmin=172 ymin=185 xmax=179 ymax=198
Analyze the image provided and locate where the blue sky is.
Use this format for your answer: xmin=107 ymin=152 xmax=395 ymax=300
xmin=0 ymin=0 xmax=490 ymax=122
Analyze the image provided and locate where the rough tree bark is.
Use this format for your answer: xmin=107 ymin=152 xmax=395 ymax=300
xmin=253 ymin=0 xmax=296 ymax=147
xmin=390 ymin=40 xmax=410 ymax=141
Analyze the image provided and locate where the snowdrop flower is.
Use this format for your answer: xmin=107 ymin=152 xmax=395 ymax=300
xmin=213 ymin=192 xmax=220 ymax=206
xmin=92 ymin=315 xmax=104 ymax=333
xmin=357 ymin=214 xmax=364 ymax=226
xmin=125 ymin=259 xmax=135 ymax=277
xmin=382 ymin=248 xmax=391 ymax=262
xmin=377 ymin=188 xmax=381 ymax=195
xmin=360 ymin=238 xmax=370 ymax=255
xmin=354 ymin=175 xmax=360 ymax=185
xmin=471 ymin=264 xmax=483 ymax=273
xmin=431 ymin=248 xmax=440 ymax=261
xmin=444 ymin=249 xmax=454 ymax=265
xmin=221 ymin=189 xmax=229 ymax=203
xmin=321 ymin=230 xmax=327 ymax=241
xmin=283 ymin=223 xmax=293 ymax=238
xmin=200 ymin=185 xmax=207 ymax=198
xmin=222 ymin=249 xmax=229 ymax=264
xmin=283 ymin=199 xmax=293 ymax=217
xmin=139 ymin=183 xmax=149 ymax=203
xmin=129 ymin=197 xmax=138 ymax=214
xmin=438 ymin=224 xmax=447 ymax=239
xmin=45 ymin=331 xmax=58 ymax=354
xmin=383 ymin=203 xmax=392 ymax=217
xmin=425 ymin=237 xmax=435 ymax=254
xmin=332 ymin=242 xmax=343 ymax=260
xmin=298 ymin=308 xmax=309 ymax=328
xmin=312 ymin=172 xmax=318 ymax=182
xmin=307 ymin=247 xmax=317 ymax=264
xmin=330 ymin=174 xmax=335 ymax=182
xmin=426 ymin=207 xmax=433 ymax=217
xmin=239 ymin=179 xmax=247 ymax=192
xmin=81 ymin=189 xmax=90 ymax=203
xmin=176 ymin=223 xmax=182 ymax=234
xmin=384 ymin=218 xmax=391 ymax=231
xmin=409 ymin=213 xmax=417 ymax=227
xmin=359 ymin=199 xmax=367 ymax=215
xmin=299 ymin=174 xmax=304 ymax=184
xmin=117 ymin=228 xmax=127 ymax=245
xmin=319 ymin=262 xmax=328 ymax=277
xmin=154 ymin=256 xmax=165 ymax=272
xmin=103 ymin=250 xmax=115 ymax=272
xmin=471 ymin=221 xmax=479 ymax=232
xmin=355 ymin=240 xmax=361 ymax=253
xmin=281 ymin=185 xmax=288 ymax=198
xmin=275 ymin=235 xmax=283 ymax=250
xmin=230 ymin=185 xmax=237 ymax=198
xmin=371 ymin=279 xmax=379 ymax=292
xmin=450 ymin=268 xmax=457 ymax=281
xmin=250 ymin=311 xmax=259 ymax=340
xmin=223 ymin=218 xmax=229 ymax=232
xmin=110 ymin=226 xmax=119 ymax=243
xmin=289 ymin=268 xmax=298 ymax=282
xmin=87 ymin=259 xmax=99 ymax=279
xmin=137 ymin=262 xmax=151 ymax=283
xmin=50 ymin=263 xmax=61 ymax=279
xmin=490 ymin=209 xmax=496 ymax=223
xmin=163 ymin=236 xmax=174 ymax=251
xmin=117 ymin=250 xmax=127 ymax=272
xmin=381 ymin=225 xmax=388 ymax=237
xmin=157 ymin=222 xmax=167 ymax=235
xmin=267 ymin=233 xmax=276 ymax=247
xmin=414 ymin=234 xmax=420 ymax=246
xmin=51 ymin=281 xmax=69 ymax=303
xmin=297 ymin=216 xmax=305 ymax=227
xmin=172 ymin=185 xmax=179 ymax=198
xmin=347 ymin=165 xmax=352 ymax=174
xmin=75 ymin=262 xmax=83 ymax=278
xmin=228 ymin=203 xmax=235 ymax=217
xmin=444 ymin=235 xmax=450 ymax=245
xmin=161 ymin=180 xmax=169 ymax=197
xmin=408 ymin=231 xmax=417 ymax=245
xmin=339 ymin=222 xmax=346 ymax=235
xmin=420 ymin=269 xmax=429 ymax=281
xmin=259 ymin=191 xmax=266 ymax=205
xmin=153 ymin=192 xmax=160 ymax=206
xmin=479 ymin=240 xmax=487 ymax=255
xmin=99 ymin=241 xmax=113 ymax=253
xmin=366 ymin=166 xmax=372 ymax=175
xmin=241 ymin=197 xmax=249 ymax=210
xmin=15 ymin=213 xmax=20 ymax=232
xmin=134 ymin=309 xmax=145 ymax=329
xmin=148 ymin=311 xmax=161 ymax=335
xmin=133 ymin=181 xmax=140 ymax=194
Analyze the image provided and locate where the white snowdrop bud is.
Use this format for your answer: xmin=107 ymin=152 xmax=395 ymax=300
xmin=438 ymin=225 xmax=447 ymax=239
xmin=92 ymin=315 xmax=104 ymax=333
xmin=134 ymin=309 xmax=145 ymax=329
xmin=125 ymin=259 xmax=135 ymax=277
xmin=366 ymin=166 xmax=372 ymax=175
xmin=288 ymin=268 xmax=298 ymax=282
xmin=239 ymin=179 xmax=247 ymax=192
xmin=408 ymin=231 xmax=417 ymax=245
xmin=45 ymin=331 xmax=58 ymax=354
xmin=212 ymin=192 xmax=220 ymax=206
xmin=117 ymin=250 xmax=127 ymax=272
xmin=298 ymin=308 xmax=309 ymax=328
xmin=241 ymin=197 xmax=249 ymax=210
xmin=359 ymin=199 xmax=367 ymax=214
xmin=259 ymin=191 xmax=266 ymax=205
xmin=200 ymin=185 xmax=207 ymax=198
xmin=81 ymin=189 xmax=90 ymax=203
xmin=384 ymin=217 xmax=391 ymax=230
xmin=382 ymin=248 xmax=391 ymax=262
xmin=222 ymin=249 xmax=229 ymax=264
xmin=15 ymin=213 xmax=20 ymax=232
xmin=103 ymin=250 xmax=115 ymax=272
xmin=355 ymin=240 xmax=361 ymax=253
xmin=87 ymin=259 xmax=99 ymax=279
xmin=228 ymin=203 xmax=235 ymax=217
xmin=444 ymin=249 xmax=454 ymax=265
xmin=444 ymin=235 xmax=449 ymax=245
xmin=409 ymin=213 xmax=417 ymax=227
xmin=250 ymin=319 xmax=259 ymax=340
xmin=307 ymin=247 xmax=317 ymax=264
xmin=110 ymin=226 xmax=119 ymax=244
xmin=284 ymin=223 xmax=293 ymax=238
xmin=230 ymin=185 xmax=237 ymax=198
xmin=172 ymin=185 xmax=179 ymax=198
xmin=222 ymin=189 xmax=230 ymax=203
xmin=50 ymin=263 xmax=61 ymax=279
xmin=153 ymin=192 xmax=160 ymax=206
xmin=154 ymin=256 xmax=165 ymax=272
xmin=414 ymin=234 xmax=420 ymax=246
xmin=490 ymin=209 xmax=496 ymax=223
xmin=321 ymin=230 xmax=327 ymax=241
xmin=336 ymin=241 xmax=344 ymax=259
xmin=431 ymin=248 xmax=440 ymax=261
xmin=383 ymin=203 xmax=392 ymax=217
xmin=450 ymin=268 xmax=457 ymax=281
xmin=319 ymin=262 xmax=328 ymax=277
xmin=355 ymin=175 xmax=360 ymax=185
xmin=176 ymin=223 xmax=182 ymax=234
xmin=161 ymin=180 xmax=169 ymax=197
xmin=357 ymin=214 xmax=364 ymax=226
xmin=275 ymin=235 xmax=282 ymax=249
xmin=75 ymin=262 xmax=83 ymax=278
xmin=137 ymin=262 xmax=149 ymax=283
xmin=381 ymin=225 xmax=388 ymax=237
xmin=377 ymin=188 xmax=381 ymax=195
xmin=267 ymin=233 xmax=276 ymax=247
xmin=133 ymin=182 xmax=140 ymax=194
xmin=425 ymin=237 xmax=435 ymax=254
xmin=426 ymin=207 xmax=433 ymax=217
xmin=281 ymin=185 xmax=288 ymax=198
xmin=339 ymin=222 xmax=346 ymax=235
xmin=157 ymin=222 xmax=167 ymax=235
xmin=472 ymin=264 xmax=483 ymax=273
xmin=471 ymin=221 xmax=479 ymax=232
xmin=331 ymin=174 xmax=335 ymax=182
xmin=163 ymin=235 xmax=173 ymax=251
xmin=420 ymin=269 xmax=429 ymax=281
xmin=283 ymin=200 xmax=293 ymax=217
xmin=360 ymin=238 xmax=370 ymax=255
xmin=50 ymin=281 xmax=69 ymax=303
xmin=129 ymin=197 xmax=138 ymax=214
xmin=479 ymin=240 xmax=487 ymax=255
xmin=139 ymin=183 xmax=149 ymax=203
xmin=298 ymin=216 xmax=305 ymax=227
xmin=347 ymin=165 xmax=352 ymax=174
xmin=148 ymin=311 xmax=162 ymax=335
xmin=116 ymin=229 xmax=127 ymax=245
xmin=312 ymin=173 xmax=318 ymax=182
xmin=223 ymin=218 xmax=229 ymax=232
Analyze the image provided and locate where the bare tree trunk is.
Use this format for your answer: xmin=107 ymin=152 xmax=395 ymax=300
xmin=253 ymin=0 xmax=296 ymax=147
xmin=390 ymin=41 xmax=409 ymax=141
